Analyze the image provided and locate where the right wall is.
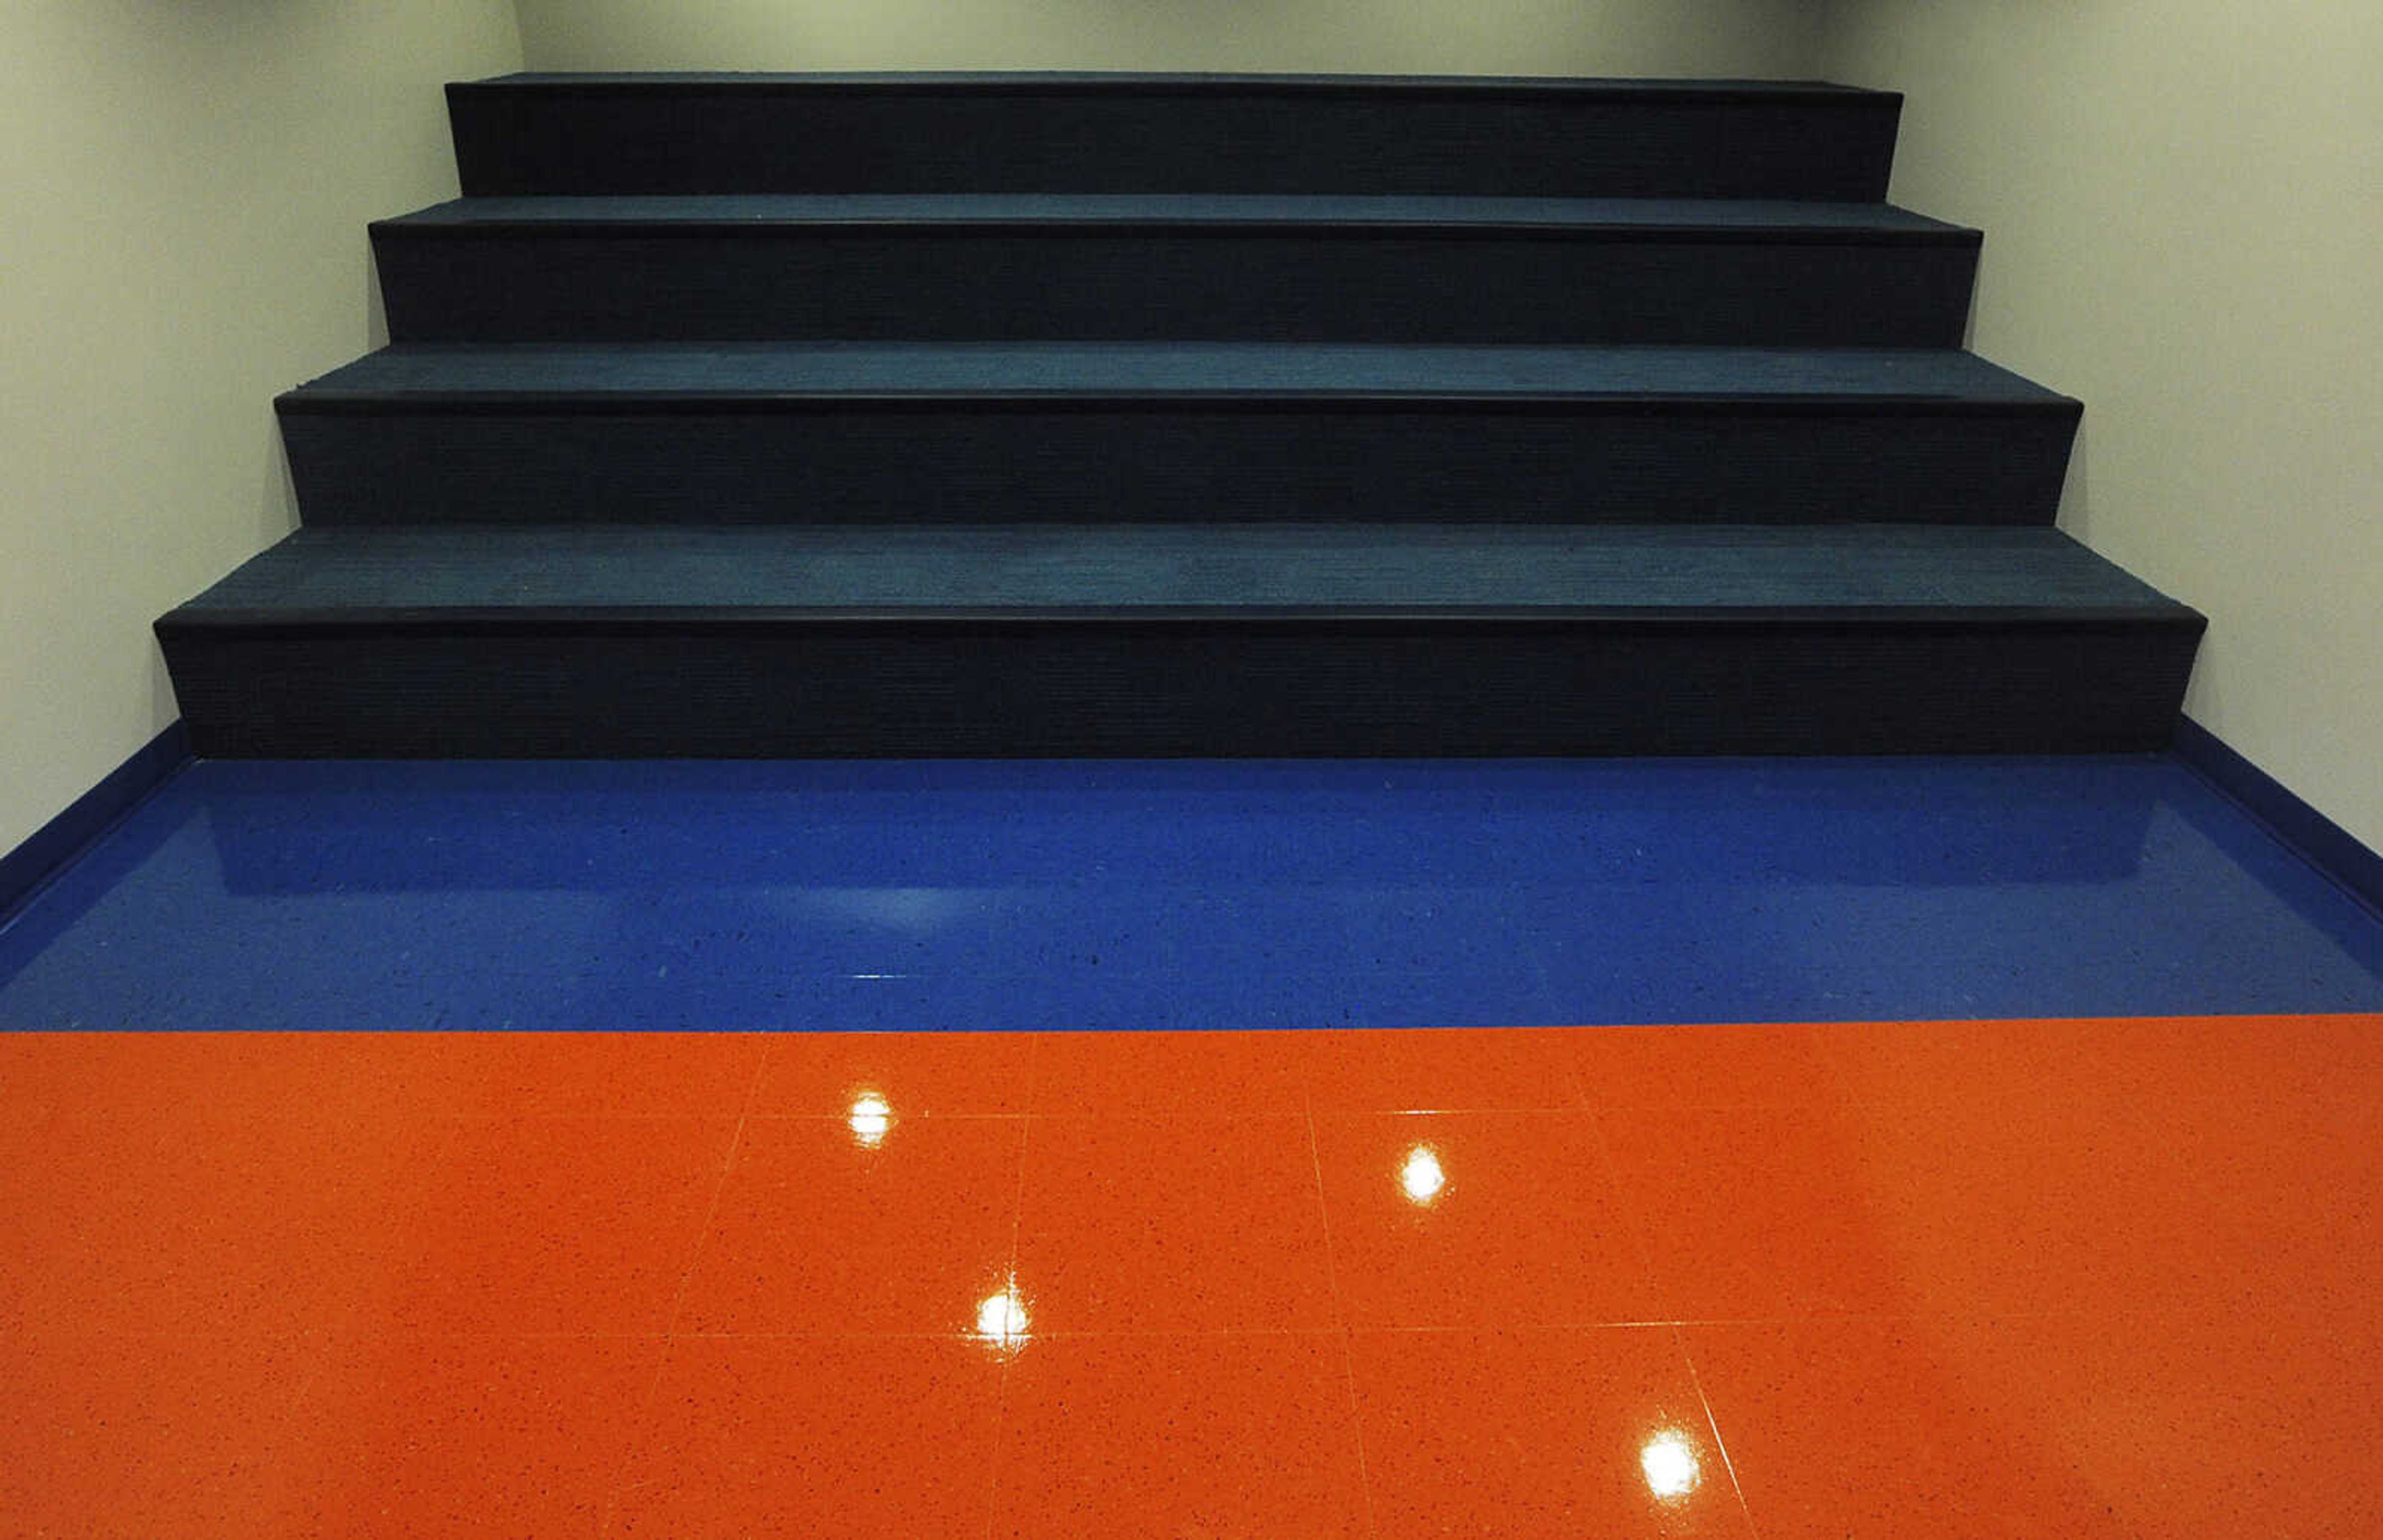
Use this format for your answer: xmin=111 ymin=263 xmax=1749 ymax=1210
xmin=1819 ymin=2 xmax=2383 ymax=851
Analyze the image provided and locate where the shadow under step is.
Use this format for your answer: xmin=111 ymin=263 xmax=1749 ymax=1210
xmin=279 ymin=344 xmax=2079 ymax=526
xmin=373 ymin=194 xmax=1978 ymax=346
xmin=158 ymin=524 xmax=2204 ymax=758
xmin=447 ymin=73 xmax=1903 ymax=200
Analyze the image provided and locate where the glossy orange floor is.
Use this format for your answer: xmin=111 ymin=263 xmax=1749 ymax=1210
xmin=4 ymin=1018 xmax=2380 ymax=1538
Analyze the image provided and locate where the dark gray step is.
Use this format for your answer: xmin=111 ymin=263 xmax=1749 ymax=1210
xmin=168 ymin=523 xmax=2178 ymax=612
xmin=277 ymin=344 xmax=2079 ymax=526
xmin=374 ymin=194 xmax=1978 ymax=346
xmin=158 ymin=523 xmax=2203 ymax=758
xmin=447 ymin=73 xmax=1903 ymax=200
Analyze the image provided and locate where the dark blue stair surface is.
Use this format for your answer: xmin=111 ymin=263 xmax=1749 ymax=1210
xmin=277 ymin=343 xmax=2076 ymax=528
xmin=155 ymin=71 xmax=2202 ymax=758
xmin=170 ymin=524 xmax=2175 ymax=613
xmin=288 ymin=341 xmax=2050 ymax=400
xmin=384 ymin=193 xmax=1968 ymax=231
xmin=447 ymin=73 xmax=1903 ymax=199
xmin=373 ymin=195 xmax=1980 ymax=345
xmin=155 ymin=524 xmax=2201 ymax=759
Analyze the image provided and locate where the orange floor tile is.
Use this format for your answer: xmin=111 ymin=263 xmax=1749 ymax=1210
xmin=1 ymin=1019 xmax=2379 ymax=1538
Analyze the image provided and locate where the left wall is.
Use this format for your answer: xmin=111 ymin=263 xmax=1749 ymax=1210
xmin=0 ymin=1 xmax=523 ymax=857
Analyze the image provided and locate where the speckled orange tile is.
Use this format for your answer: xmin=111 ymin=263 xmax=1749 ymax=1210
xmin=2004 ymin=1308 xmax=2383 ymax=1540
xmin=266 ymin=1332 xmax=662 ymax=1538
xmin=1352 ymin=1325 xmax=1749 ymax=1539
xmin=1028 ymin=1029 xmax=1313 ymax=1115
xmin=0 ymin=1101 xmax=62 ymax=1332
xmin=4 ymin=1015 xmax=2379 ymax=1540
xmin=1690 ymin=1310 xmax=2383 ymax=1539
xmin=0 ymin=1331 xmax=318 ymax=1538
xmin=673 ymin=1114 xmax=1023 ymax=1336
xmin=1596 ymin=1102 xmax=1916 ymax=1320
xmin=1827 ymin=1013 xmax=2383 ymax=1112
xmin=992 ymin=1330 xmax=1370 ymax=1539
xmin=1839 ymin=1081 xmax=2383 ymax=1317
xmin=0 ymin=1031 xmax=359 ymax=1119
xmin=369 ymin=1115 xmax=737 ymax=1334
xmin=1827 ymin=1014 xmax=2184 ymax=1106
xmin=609 ymin=1335 xmax=1005 ymax=1538
xmin=1306 ymin=1026 xmax=1587 ymax=1111
xmin=1607 ymin=1072 xmax=2383 ymax=1322
xmin=1313 ymin=1110 xmax=1661 ymax=1327
xmin=1571 ymin=1021 xmax=1849 ymax=1107
xmin=325 ymin=1031 xmax=766 ymax=1116
xmin=7 ymin=1107 xmax=446 ymax=1336
xmin=750 ymin=1029 xmax=1034 ymax=1116
xmin=1013 ymin=1115 xmax=1336 ymax=1331
xmin=1688 ymin=1315 xmax=2132 ymax=1539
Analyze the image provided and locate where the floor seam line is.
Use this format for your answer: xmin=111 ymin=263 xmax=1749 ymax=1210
xmin=1586 ymin=1108 xmax=1762 ymax=1538
xmin=981 ymin=1108 xmax=1033 ymax=1540
xmin=597 ymin=1047 xmax=766 ymax=1536
xmin=1305 ymin=1095 xmax=1380 ymax=1540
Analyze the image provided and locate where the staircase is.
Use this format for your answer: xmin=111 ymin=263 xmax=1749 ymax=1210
xmin=156 ymin=73 xmax=2203 ymax=757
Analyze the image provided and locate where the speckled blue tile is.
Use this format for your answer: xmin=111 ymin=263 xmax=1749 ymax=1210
xmin=1 ymin=756 xmax=2379 ymax=1030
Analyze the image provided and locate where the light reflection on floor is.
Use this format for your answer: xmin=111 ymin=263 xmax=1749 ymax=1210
xmin=3 ymin=754 xmax=2382 ymax=1534
xmin=2 ymin=1019 xmax=2380 ymax=1537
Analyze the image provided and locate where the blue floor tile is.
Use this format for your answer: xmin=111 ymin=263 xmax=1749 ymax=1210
xmin=2 ymin=756 xmax=2379 ymax=1030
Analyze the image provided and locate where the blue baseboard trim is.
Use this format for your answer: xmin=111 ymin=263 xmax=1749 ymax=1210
xmin=0 ymin=721 xmax=191 ymax=925
xmin=2174 ymin=715 xmax=2383 ymax=923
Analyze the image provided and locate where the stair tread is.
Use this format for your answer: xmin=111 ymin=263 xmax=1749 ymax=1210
xmin=289 ymin=344 xmax=2062 ymax=404
xmin=469 ymin=71 xmax=1893 ymax=101
xmin=381 ymin=194 xmax=1969 ymax=238
xmin=170 ymin=525 xmax=2193 ymax=619
xmin=448 ymin=74 xmax=1901 ymax=202
xmin=166 ymin=71 xmax=2201 ymax=761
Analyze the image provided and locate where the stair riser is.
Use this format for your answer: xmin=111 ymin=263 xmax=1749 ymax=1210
xmin=374 ymin=228 xmax=1977 ymax=347
xmin=161 ymin=618 xmax=2201 ymax=758
xmin=280 ymin=405 xmax=2075 ymax=526
xmin=449 ymin=87 xmax=1898 ymax=199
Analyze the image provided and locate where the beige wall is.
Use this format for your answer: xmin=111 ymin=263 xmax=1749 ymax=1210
xmin=0 ymin=1 xmax=523 ymax=855
xmin=1816 ymin=1 xmax=2383 ymax=850
xmin=514 ymin=0 xmax=1823 ymax=77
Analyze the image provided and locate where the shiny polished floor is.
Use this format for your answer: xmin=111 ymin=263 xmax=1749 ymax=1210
xmin=4 ymin=1020 xmax=2382 ymax=1538
xmin=6 ymin=756 xmax=2383 ymax=1029
xmin=3 ymin=757 xmax=2382 ymax=1537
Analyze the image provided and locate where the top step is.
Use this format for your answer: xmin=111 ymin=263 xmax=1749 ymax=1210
xmin=447 ymin=72 xmax=1903 ymax=200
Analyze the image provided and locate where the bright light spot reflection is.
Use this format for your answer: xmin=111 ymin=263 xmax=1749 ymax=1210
xmin=1641 ymin=1430 xmax=1701 ymax=1500
xmin=975 ymin=1287 xmax=1030 ymax=1351
xmin=1400 ymin=1145 xmax=1446 ymax=1204
xmin=847 ymin=1093 xmax=893 ymax=1147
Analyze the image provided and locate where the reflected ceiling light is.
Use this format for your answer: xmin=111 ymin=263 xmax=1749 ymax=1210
xmin=1640 ymin=1430 xmax=1701 ymax=1500
xmin=848 ymin=1092 xmax=892 ymax=1146
xmin=1400 ymin=1145 xmax=1447 ymax=1204
xmin=975 ymin=1286 xmax=1030 ymax=1351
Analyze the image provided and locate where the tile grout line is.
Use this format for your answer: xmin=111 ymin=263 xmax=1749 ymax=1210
xmin=1581 ymin=1101 xmax=1763 ymax=1540
xmin=1304 ymin=1078 xmax=1381 ymax=1540
xmin=253 ymin=1332 xmax=335 ymax=1523
xmin=1568 ymin=1037 xmax=1767 ymax=1529
xmin=260 ymin=1100 xmax=477 ymax=1502
xmin=1668 ymin=1321 xmax=1763 ymax=1540
xmin=512 ymin=1300 xmax=2112 ymax=1341
xmin=596 ymin=1036 xmax=771 ymax=1538
xmin=653 ymin=1039 xmax=771 ymax=1333
xmin=982 ymin=1056 xmax=1036 ymax=1540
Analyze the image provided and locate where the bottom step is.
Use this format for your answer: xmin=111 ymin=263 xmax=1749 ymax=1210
xmin=158 ymin=524 xmax=2204 ymax=757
